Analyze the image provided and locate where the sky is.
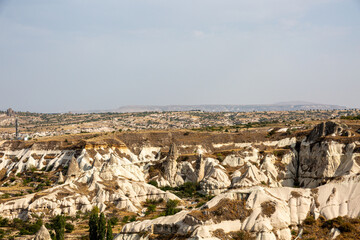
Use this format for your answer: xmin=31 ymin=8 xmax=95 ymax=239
xmin=0 ymin=0 xmax=360 ymax=112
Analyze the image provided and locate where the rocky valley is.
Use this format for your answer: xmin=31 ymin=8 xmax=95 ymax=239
xmin=2 ymin=0 xmax=360 ymax=239
xmin=0 ymin=120 xmax=360 ymax=239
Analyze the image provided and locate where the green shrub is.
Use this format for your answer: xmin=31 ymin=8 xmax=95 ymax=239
xmin=165 ymin=200 xmax=180 ymax=216
xmin=148 ymin=180 xmax=158 ymax=187
xmin=160 ymin=186 xmax=173 ymax=191
xmin=303 ymin=215 xmax=316 ymax=225
xmin=0 ymin=217 xmax=9 ymax=227
xmin=339 ymin=221 xmax=353 ymax=232
xmin=267 ymin=129 xmax=276 ymax=137
xmin=122 ymin=216 xmax=129 ymax=223
xmin=35 ymin=183 xmax=45 ymax=191
xmin=0 ymin=229 xmax=5 ymax=239
xmin=340 ymin=115 xmax=360 ymax=120
xmin=175 ymin=182 xmax=198 ymax=198
xmin=216 ymin=153 xmax=224 ymax=162
xmin=65 ymin=222 xmax=75 ymax=233
xmin=109 ymin=217 xmax=118 ymax=226
xmin=195 ymin=201 xmax=206 ymax=208
xmin=321 ymin=216 xmax=354 ymax=232
xmin=145 ymin=204 xmax=156 ymax=215
xmin=273 ymin=150 xmax=286 ymax=158
xmin=16 ymin=218 xmax=43 ymax=235
xmin=22 ymin=178 xmax=31 ymax=185
xmin=1 ymin=193 xmax=10 ymax=199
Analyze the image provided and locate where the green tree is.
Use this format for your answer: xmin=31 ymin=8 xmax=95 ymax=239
xmin=52 ymin=215 xmax=65 ymax=240
xmin=89 ymin=207 xmax=99 ymax=240
xmin=98 ymin=212 xmax=106 ymax=240
xmin=106 ymin=220 xmax=113 ymax=240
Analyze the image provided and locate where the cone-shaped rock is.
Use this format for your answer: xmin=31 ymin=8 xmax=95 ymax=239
xmin=57 ymin=171 xmax=64 ymax=183
xmin=34 ymin=225 xmax=51 ymax=240
xmin=67 ymin=156 xmax=80 ymax=178
xmin=92 ymin=156 xmax=102 ymax=169
xmin=109 ymin=154 xmax=118 ymax=165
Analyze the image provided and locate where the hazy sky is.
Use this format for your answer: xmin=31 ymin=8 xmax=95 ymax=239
xmin=1 ymin=0 xmax=359 ymax=112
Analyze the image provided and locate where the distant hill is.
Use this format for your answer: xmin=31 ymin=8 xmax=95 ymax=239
xmin=78 ymin=102 xmax=347 ymax=113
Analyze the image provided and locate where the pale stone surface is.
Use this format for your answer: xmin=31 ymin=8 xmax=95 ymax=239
xmin=33 ymin=225 xmax=51 ymax=240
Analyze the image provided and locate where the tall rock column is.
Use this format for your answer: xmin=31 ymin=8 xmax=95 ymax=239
xmin=162 ymin=143 xmax=179 ymax=187
xmin=196 ymin=154 xmax=205 ymax=182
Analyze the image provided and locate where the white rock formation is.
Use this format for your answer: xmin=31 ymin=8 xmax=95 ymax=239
xmin=0 ymin=121 xmax=359 ymax=239
xmin=115 ymin=175 xmax=360 ymax=240
xmin=34 ymin=225 xmax=51 ymax=240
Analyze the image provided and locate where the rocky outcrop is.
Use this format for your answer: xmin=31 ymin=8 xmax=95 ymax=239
xmin=307 ymin=121 xmax=352 ymax=142
xmin=162 ymin=143 xmax=179 ymax=187
xmin=0 ymin=121 xmax=360 ymax=239
xmin=115 ymin=175 xmax=360 ymax=240
xmin=297 ymin=122 xmax=360 ymax=187
xmin=195 ymin=154 xmax=205 ymax=182
xmin=199 ymin=158 xmax=231 ymax=195
xmin=0 ymin=146 xmax=180 ymax=220
xmin=34 ymin=225 xmax=51 ymax=240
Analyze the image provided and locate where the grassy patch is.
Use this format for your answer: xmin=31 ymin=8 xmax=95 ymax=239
xmin=189 ymin=198 xmax=252 ymax=223
xmin=261 ymin=201 xmax=276 ymax=217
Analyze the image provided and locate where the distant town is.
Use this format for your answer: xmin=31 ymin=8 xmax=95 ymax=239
xmin=1 ymin=107 xmax=359 ymax=140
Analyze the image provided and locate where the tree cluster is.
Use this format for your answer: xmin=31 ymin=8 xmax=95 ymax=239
xmin=89 ymin=207 xmax=113 ymax=240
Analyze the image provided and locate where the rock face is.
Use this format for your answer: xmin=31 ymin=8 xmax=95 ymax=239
xmin=34 ymin=225 xmax=51 ymax=240
xmin=296 ymin=122 xmax=360 ymax=187
xmin=0 ymin=121 xmax=360 ymax=239
xmin=114 ymin=176 xmax=360 ymax=240
xmin=307 ymin=121 xmax=351 ymax=142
